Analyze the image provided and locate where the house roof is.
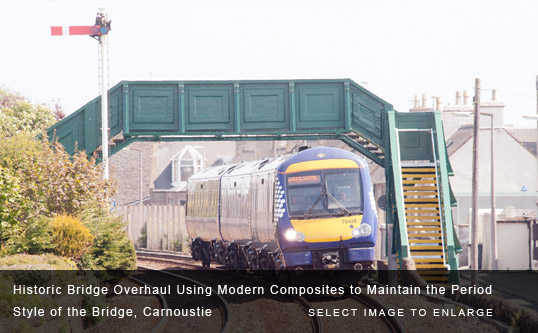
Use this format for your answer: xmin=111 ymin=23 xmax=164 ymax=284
xmin=506 ymin=128 xmax=537 ymax=157
xmin=446 ymin=125 xmax=537 ymax=158
xmin=446 ymin=124 xmax=473 ymax=156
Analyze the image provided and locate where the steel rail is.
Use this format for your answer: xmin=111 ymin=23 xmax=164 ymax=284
xmin=137 ymin=265 xmax=231 ymax=333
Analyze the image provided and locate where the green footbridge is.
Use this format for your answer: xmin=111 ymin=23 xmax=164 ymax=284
xmin=47 ymin=78 xmax=461 ymax=282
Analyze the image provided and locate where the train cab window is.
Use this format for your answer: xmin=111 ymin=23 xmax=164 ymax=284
xmin=325 ymin=170 xmax=363 ymax=213
xmin=286 ymin=168 xmax=363 ymax=218
xmin=286 ymin=172 xmax=323 ymax=217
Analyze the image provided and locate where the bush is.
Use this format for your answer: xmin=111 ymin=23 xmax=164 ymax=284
xmin=0 ymin=133 xmax=41 ymax=172
xmin=17 ymin=138 xmax=115 ymax=217
xmin=3 ymin=216 xmax=53 ymax=255
xmin=0 ymin=88 xmax=55 ymax=137
xmin=137 ymin=224 xmax=147 ymax=249
xmin=0 ymin=165 xmax=30 ymax=245
xmin=51 ymin=215 xmax=94 ymax=259
xmin=78 ymin=206 xmax=136 ymax=270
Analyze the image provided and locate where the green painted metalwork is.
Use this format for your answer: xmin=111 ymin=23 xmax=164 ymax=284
xmin=46 ymin=79 xmax=393 ymax=162
xmin=387 ymin=111 xmax=409 ymax=259
xmin=434 ymin=111 xmax=459 ymax=278
xmin=46 ymin=78 xmax=460 ymax=280
xmin=386 ymin=110 xmax=460 ymax=282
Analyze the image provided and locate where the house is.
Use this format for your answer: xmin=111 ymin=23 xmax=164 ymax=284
xmin=109 ymin=141 xmax=237 ymax=206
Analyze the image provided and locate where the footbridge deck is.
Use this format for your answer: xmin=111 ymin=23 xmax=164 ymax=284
xmin=46 ymin=78 xmax=460 ymax=281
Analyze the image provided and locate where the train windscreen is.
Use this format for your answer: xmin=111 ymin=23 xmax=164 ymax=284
xmin=286 ymin=169 xmax=363 ymax=218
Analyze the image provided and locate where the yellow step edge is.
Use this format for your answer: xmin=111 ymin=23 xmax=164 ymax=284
xmin=403 ymin=186 xmax=439 ymax=190
xmin=403 ymin=180 xmax=438 ymax=184
xmin=407 ymin=224 xmax=442 ymax=228
xmin=405 ymin=198 xmax=440 ymax=202
xmin=410 ymin=251 xmax=444 ymax=256
xmin=401 ymin=168 xmax=436 ymax=172
xmin=403 ymin=192 xmax=439 ymax=196
xmin=410 ymin=245 xmax=443 ymax=250
xmin=415 ymin=264 xmax=447 ymax=269
xmin=402 ymin=174 xmax=437 ymax=178
xmin=405 ymin=216 xmax=441 ymax=220
xmin=407 ymin=227 xmax=442 ymax=231
xmin=408 ymin=239 xmax=443 ymax=243
xmin=408 ymin=239 xmax=443 ymax=244
xmin=405 ymin=211 xmax=440 ymax=215
xmin=413 ymin=258 xmax=445 ymax=262
xmin=408 ymin=233 xmax=443 ymax=237
xmin=405 ymin=204 xmax=440 ymax=208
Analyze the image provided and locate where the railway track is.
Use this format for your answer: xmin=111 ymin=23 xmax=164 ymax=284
xmin=350 ymin=291 xmax=407 ymax=333
xmin=136 ymin=250 xmax=209 ymax=270
xmin=134 ymin=265 xmax=230 ymax=332
xmin=136 ymin=250 xmax=407 ymax=332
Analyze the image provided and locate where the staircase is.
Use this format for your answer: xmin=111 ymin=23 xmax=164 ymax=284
xmin=401 ymin=164 xmax=448 ymax=282
xmin=387 ymin=111 xmax=459 ymax=283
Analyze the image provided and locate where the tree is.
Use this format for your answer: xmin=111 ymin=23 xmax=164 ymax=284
xmin=17 ymin=138 xmax=115 ymax=217
xmin=0 ymin=165 xmax=29 ymax=242
xmin=0 ymin=88 xmax=55 ymax=137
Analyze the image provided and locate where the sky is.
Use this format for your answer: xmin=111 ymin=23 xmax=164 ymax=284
xmin=2 ymin=0 xmax=538 ymax=127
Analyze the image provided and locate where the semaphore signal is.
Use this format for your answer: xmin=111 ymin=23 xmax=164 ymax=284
xmin=51 ymin=8 xmax=111 ymax=180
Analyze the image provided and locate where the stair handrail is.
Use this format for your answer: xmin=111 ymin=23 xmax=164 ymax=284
xmin=387 ymin=111 xmax=410 ymax=258
xmin=433 ymin=111 xmax=457 ymax=272
xmin=428 ymin=129 xmax=448 ymax=268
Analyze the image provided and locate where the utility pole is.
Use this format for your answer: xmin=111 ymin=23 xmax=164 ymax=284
xmin=529 ymin=75 xmax=538 ymax=271
xmin=471 ymin=78 xmax=480 ymax=283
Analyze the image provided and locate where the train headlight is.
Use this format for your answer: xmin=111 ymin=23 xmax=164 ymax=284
xmin=284 ymin=229 xmax=297 ymax=241
xmin=284 ymin=229 xmax=305 ymax=242
xmin=352 ymin=224 xmax=372 ymax=238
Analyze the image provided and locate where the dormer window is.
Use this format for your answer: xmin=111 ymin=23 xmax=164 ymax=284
xmin=171 ymin=145 xmax=205 ymax=187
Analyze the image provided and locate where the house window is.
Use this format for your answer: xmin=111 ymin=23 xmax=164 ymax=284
xmin=171 ymin=145 xmax=205 ymax=187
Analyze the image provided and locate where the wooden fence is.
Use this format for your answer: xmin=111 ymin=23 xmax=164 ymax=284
xmin=114 ymin=205 xmax=187 ymax=251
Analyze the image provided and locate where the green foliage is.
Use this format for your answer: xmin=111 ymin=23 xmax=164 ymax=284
xmin=137 ymin=223 xmax=147 ymax=249
xmin=0 ymin=165 xmax=29 ymax=243
xmin=78 ymin=206 xmax=136 ymax=270
xmin=0 ymin=253 xmax=77 ymax=270
xmin=0 ymin=132 xmax=41 ymax=171
xmin=18 ymin=137 xmax=115 ymax=217
xmin=3 ymin=216 xmax=53 ymax=255
xmin=0 ymin=89 xmax=55 ymax=137
xmin=50 ymin=215 xmax=94 ymax=259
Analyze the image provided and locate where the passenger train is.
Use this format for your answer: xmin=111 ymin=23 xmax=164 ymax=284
xmin=186 ymin=146 xmax=377 ymax=270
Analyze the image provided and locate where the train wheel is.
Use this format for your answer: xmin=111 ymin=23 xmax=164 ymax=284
xmin=191 ymin=238 xmax=201 ymax=261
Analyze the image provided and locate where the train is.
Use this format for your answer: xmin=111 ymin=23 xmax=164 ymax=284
xmin=186 ymin=146 xmax=377 ymax=271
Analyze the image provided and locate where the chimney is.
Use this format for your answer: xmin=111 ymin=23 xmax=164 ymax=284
xmin=436 ymin=97 xmax=442 ymax=111
xmin=421 ymin=93 xmax=428 ymax=108
xmin=463 ymin=90 xmax=470 ymax=105
xmin=455 ymin=91 xmax=462 ymax=105
xmin=492 ymin=89 xmax=497 ymax=101
xmin=414 ymin=95 xmax=420 ymax=109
